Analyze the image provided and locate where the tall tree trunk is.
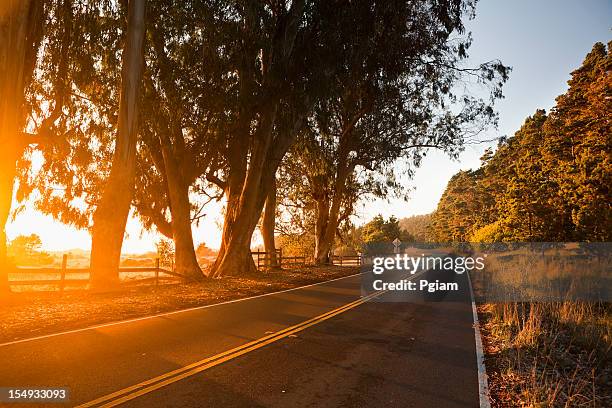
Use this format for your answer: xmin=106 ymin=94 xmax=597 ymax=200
xmin=0 ymin=0 xmax=44 ymax=295
xmin=261 ymin=177 xmax=278 ymax=268
xmin=211 ymin=106 xmax=280 ymax=278
xmin=314 ymin=198 xmax=343 ymax=265
xmin=211 ymin=209 xmax=260 ymax=278
xmin=90 ymin=0 xmax=146 ymax=289
xmin=211 ymin=178 xmax=264 ymax=277
xmin=314 ymin=196 xmax=331 ymax=264
xmin=160 ymin=140 xmax=205 ymax=281
xmin=138 ymin=144 xmax=204 ymax=281
xmin=212 ymin=154 xmax=293 ymax=278
xmin=314 ymin=168 xmax=349 ymax=265
xmin=0 ymin=157 xmax=17 ymax=294
xmin=167 ymin=181 xmax=203 ymax=281
xmin=210 ymin=0 xmax=308 ymax=278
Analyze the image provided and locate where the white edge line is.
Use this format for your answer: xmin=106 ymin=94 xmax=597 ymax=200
xmin=467 ymin=271 xmax=492 ymax=408
xmin=0 ymin=271 xmax=366 ymax=348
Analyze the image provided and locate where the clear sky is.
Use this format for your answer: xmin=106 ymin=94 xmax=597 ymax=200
xmin=7 ymin=0 xmax=612 ymax=253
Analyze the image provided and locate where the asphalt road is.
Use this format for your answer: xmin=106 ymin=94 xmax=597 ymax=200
xmin=0 ymin=270 xmax=479 ymax=408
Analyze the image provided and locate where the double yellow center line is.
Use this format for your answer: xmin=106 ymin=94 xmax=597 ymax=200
xmin=77 ymin=289 xmax=387 ymax=408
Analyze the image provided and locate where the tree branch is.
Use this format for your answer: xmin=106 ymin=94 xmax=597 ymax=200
xmin=206 ymin=173 xmax=227 ymax=191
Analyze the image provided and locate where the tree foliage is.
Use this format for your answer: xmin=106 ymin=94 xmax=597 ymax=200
xmin=359 ymin=215 xmax=413 ymax=245
xmin=399 ymin=214 xmax=432 ymax=242
xmin=3 ymin=0 xmax=515 ymax=286
xmin=156 ymin=238 xmax=175 ymax=268
xmin=278 ymin=0 xmax=509 ymax=263
xmin=431 ymin=42 xmax=611 ymax=242
xmin=17 ymin=1 xmax=126 ymax=227
xmin=7 ymin=234 xmax=53 ymax=266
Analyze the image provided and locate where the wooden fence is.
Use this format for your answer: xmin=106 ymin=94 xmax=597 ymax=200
xmin=331 ymin=255 xmax=362 ymax=266
xmin=251 ymin=250 xmax=281 ymax=270
xmin=252 ymin=251 xmax=360 ymax=270
xmin=9 ymin=255 xmax=183 ymax=291
xmin=278 ymin=256 xmax=307 ymax=268
xmin=9 ymin=251 xmax=361 ymax=290
xmin=251 ymin=250 xmax=307 ymax=270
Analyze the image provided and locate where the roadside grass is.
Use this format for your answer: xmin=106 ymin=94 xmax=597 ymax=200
xmin=0 ymin=266 xmax=360 ymax=344
xmin=479 ymin=301 xmax=611 ymax=407
xmin=478 ymin=294 xmax=612 ymax=407
xmin=473 ymin=247 xmax=611 ymax=407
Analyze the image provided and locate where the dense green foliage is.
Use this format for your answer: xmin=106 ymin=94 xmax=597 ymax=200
xmin=359 ymin=215 xmax=413 ymax=244
xmin=431 ymin=42 xmax=611 ymax=242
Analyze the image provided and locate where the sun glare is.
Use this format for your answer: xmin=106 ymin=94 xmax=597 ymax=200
xmin=7 ymin=201 xmax=227 ymax=254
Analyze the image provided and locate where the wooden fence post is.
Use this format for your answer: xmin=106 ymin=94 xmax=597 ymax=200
xmin=278 ymin=248 xmax=282 ymax=269
xmin=155 ymin=258 xmax=160 ymax=286
xmin=60 ymin=254 xmax=68 ymax=292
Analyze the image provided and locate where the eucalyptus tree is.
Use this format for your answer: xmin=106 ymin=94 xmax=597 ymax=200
xmin=6 ymin=0 xmax=147 ymax=288
xmin=132 ymin=0 xmax=228 ymax=280
xmin=21 ymin=0 xmax=220 ymax=283
xmin=0 ymin=0 xmax=58 ymax=293
xmin=12 ymin=0 xmax=221 ymax=283
xmin=202 ymin=0 xmax=323 ymax=277
xmin=1 ymin=0 xmax=114 ymax=290
xmin=205 ymin=0 xmax=510 ymax=277
xmin=258 ymin=104 xmax=307 ymax=268
xmin=88 ymin=0 xmax=147 ymax=288
xmin=273 ymin=0 xmax=509 ymax=264
xmin=20 ymin=0 xmax=129 ymax=236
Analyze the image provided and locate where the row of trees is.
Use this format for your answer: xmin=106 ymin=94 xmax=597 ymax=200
xmin=6 ymin=234 xmax=53 ymax=266
xmin=431 ymin=42 xmax=611 ymax=243
xmin=399 ymin=214 xmax=432 ymax=242
xmin=1 ymin=0 xmax=508 ymax=293
xmin=357 ymin=215 xmax=413 ymax=245
xmin=276 ymin=215 xmax=414 ymax=259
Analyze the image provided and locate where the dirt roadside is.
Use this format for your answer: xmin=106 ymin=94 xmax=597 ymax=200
xmin=0 ymin=266 xmax=360 ymax=344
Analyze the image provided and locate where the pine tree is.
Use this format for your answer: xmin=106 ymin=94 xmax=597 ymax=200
xmin=431 ymin=42 xmax=611 ymax=243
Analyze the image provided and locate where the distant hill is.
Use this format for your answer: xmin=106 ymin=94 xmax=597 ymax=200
xmin=19 ymin=246 xmax=209 ymax=269
xmin=398 ymin=214 xmax=432 ymax=242
xmin=43 ymin=249 xmax=160 ymax=268
xmin=48 ymin=248 xmax=90 ymax=257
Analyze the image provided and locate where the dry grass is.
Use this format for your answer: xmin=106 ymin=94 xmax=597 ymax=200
xmin=479 ymin=301 xmax=611 ymax=407
xmin=474 ymin=246 xmax=611 ymax=407
xmin=471 ymin=251 xmax=610 ymax=303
